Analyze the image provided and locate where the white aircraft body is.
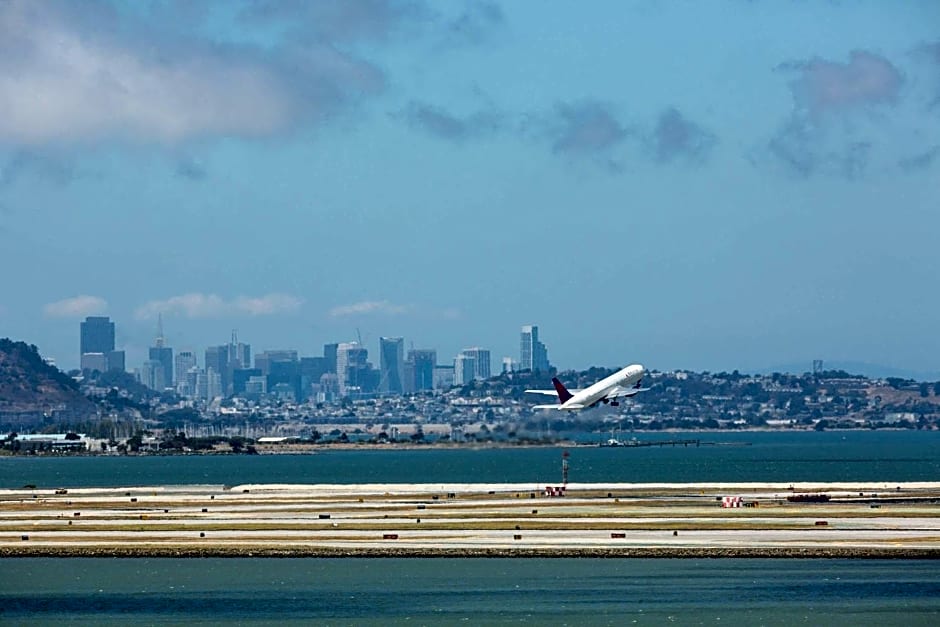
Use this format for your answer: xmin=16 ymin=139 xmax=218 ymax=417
xmin=525 ymin=364 xmax=647 ymax=411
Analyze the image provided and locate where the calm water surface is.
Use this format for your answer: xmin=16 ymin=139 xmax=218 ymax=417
xmin=1 ymin=558 xmax=938 ymax=625
xmin=1 ymin=431 xmax=938 ymax=488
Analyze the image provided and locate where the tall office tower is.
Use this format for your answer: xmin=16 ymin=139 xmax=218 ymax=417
xmin=194 ymin=369 xmax=209 ymax=400
xmin=178 ymin=365 xmax=200 ymax=398
xmin=80 ymin=316 xmax=115 ymax=366
xmin=323 ymin=343 xmax=338 ymax=374
xmin=379 ymin=337 xmax=404 ymax=394
xmin=520 ymin=325 xmax=551 ymax=372
xmin=232 ymin=368 xmax=262 ymax=396
xmin=227 ymin=331 xmax=251 ymax=370
xmin=402 ymin=360 xmax=416 ymax=395
xmin=460 ymin=347 xmax=491 ymax=380
xmin=140 ymin=359 xmax=166 ymax=391
xmin=204 ymin=346 xmax=229 ymax=396
xmin=254 ymin=350 xmax=298 ymax=375
xmin=300 ymin=357 xmax=328 ymax=400
xmin=175 ymin=351 xmax=197 ymax=381
xmin=433 ymin=365 xmax=455 ymax=390
xmin=502 ymin=357 xmax=517 ymax=373
xmin=205 ymin=368 xmax=223 ymax=401
xmin=106 ymin=350 xmax=125 ymax=372
xmin=408 ymin=349 xmax=437 ymax=391
xmin=336 ymin=342 xmax=368 ymax=396
xmin=148 ymin=314 xmax=174 ymax=388
xmin=454 ymin=353 xmax=477 ymax=385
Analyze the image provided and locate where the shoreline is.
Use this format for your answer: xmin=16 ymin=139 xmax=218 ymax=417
xmin=3 ymin=546 xmax=938 ymax=559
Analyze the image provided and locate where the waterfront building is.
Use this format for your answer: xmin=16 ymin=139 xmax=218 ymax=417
xmin=520 ymin=324 xmax=550 ymax=372
xmin=379 ymin=337 xmax=405 ymax=394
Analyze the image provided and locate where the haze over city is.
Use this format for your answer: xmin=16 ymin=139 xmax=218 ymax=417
xmin=1 ymin=1 xmax=938 ymax=376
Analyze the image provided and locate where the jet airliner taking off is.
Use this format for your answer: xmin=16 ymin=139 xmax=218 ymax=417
xmin=526 ymin=364 xmax=647 ymax=411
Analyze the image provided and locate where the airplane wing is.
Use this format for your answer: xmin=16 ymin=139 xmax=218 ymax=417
xmin=533 ymin=404 xmax=585 ymax=411
xmin=606 ymin=386 xmax=650 ymax=400
xmin=525 ymin=388 xmax=583 ymax=395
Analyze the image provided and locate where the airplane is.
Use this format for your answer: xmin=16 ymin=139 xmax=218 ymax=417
xmin=525 ymin=364 xmax=648 ymax=411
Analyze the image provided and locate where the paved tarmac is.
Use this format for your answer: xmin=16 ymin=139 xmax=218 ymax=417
xmin=2 ymin=482 xmax=938 ymax=557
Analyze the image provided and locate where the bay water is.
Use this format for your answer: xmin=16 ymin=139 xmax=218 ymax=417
xmin=2 ymin=431 xmax=938 ymax=623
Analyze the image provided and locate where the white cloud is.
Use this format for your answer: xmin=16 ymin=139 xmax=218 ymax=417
xmin=235 ymin=293 xmax=304 ymax=316
xmin=43 ymin=295 xmax=108 ymax=318
xmin=135 ymin=293 xmax=302 ymax=320
xmin=329 ymin=300 xmax=410 ymax=317
xmin=0 ymin=1 xmax=382 ymax=146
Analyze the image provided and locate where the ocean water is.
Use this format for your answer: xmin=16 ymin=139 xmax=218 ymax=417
xmin=1 ymin=558 xmax=938 ymax=625
xmin=1 ymin=431 xmax=939 ymax=488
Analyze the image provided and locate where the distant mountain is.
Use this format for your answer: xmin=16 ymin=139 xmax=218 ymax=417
xmin=0 ymin=338 xmax=97 ymax=430
xmin=759 ymin=361 xmax=940 ymax=382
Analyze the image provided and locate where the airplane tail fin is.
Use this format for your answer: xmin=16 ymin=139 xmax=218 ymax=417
xmin=551 ymin=377 xmax=573 ymax=404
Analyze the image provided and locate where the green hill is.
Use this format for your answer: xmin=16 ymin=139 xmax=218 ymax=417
xmin=0 ymin=339 xmax=97 ymax=430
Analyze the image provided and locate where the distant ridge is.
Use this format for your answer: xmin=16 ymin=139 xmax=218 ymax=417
xmin=760 ymin=361 xmax=940 ymax=382
xmin=0 ymin=338 xmax=97 ymax=430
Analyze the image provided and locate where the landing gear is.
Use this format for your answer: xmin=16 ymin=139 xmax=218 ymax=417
xmin=610 ymin=401 xmax=620 ymax=407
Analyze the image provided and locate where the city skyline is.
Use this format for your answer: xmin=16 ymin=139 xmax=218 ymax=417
xmin=1 ymin=2 xmax=939 ymax=376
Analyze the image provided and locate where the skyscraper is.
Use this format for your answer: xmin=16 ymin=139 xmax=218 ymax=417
xmin=460 ymin=347 xmax=491 ymax=380
xmin=323 ymin=343 xmax=338 ymax=374
xmin=408 ymin=349 xmax=437 ymax=391
xmin=139 ymin=359 xmax=165 ymax=391
xmin=175 ymin=351 xmax=197 ymax=380
xmin=336 ymin=342 xmax=369 ymax=397
xmin=379 ymin=337 xmax=404 ymax=394
xmin=148 ymin=314 xmax=173 ymax=388
xmin=80 ymin=316 xmax=114 ymax=357
xmin=454 ymin=353 xmax=476 ymax=385
xmin=520 ymin=325 xmax=551 ymax=372
xmin=204 ymin=345 xmax=229 ymax=395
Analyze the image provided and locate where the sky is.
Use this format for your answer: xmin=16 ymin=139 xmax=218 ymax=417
xmin=1 ymin=0 xmax=939 ymax=376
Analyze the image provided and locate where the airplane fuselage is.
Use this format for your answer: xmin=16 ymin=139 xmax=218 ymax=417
xmin=558 ymin=363 xmax=644 ymax=410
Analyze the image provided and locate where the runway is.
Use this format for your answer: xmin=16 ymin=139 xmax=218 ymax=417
xmin=2 ymin=482 xmax=939 ymax=557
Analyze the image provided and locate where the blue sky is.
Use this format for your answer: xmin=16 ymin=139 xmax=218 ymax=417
xmin=1 ymin=0 xmax=939 ymax=375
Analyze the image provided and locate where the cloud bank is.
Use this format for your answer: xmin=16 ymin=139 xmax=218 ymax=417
xmin=43 ymin=295 xmax=108 ymax=318
xmin=0 ymin=1 xmax=383 ymax=147
xmin=135 ymin=293 xmax=302 ymax=320
xmin=329 ymin=300 xmax=410 ymax=317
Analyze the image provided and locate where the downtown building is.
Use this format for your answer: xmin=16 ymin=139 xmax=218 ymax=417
xmin=454 ymin=347 xmax=491 ymax=384
xmin=379 ymin=337 xmax=405 ymax=394
xmin=520 ymin=324 xmax=551 ymax=372
xmin=79 ymin=316 xmax=124 ymax=373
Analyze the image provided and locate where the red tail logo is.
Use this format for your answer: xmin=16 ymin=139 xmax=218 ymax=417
xmin=551 ymin=377 xmax=573 ymax=403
